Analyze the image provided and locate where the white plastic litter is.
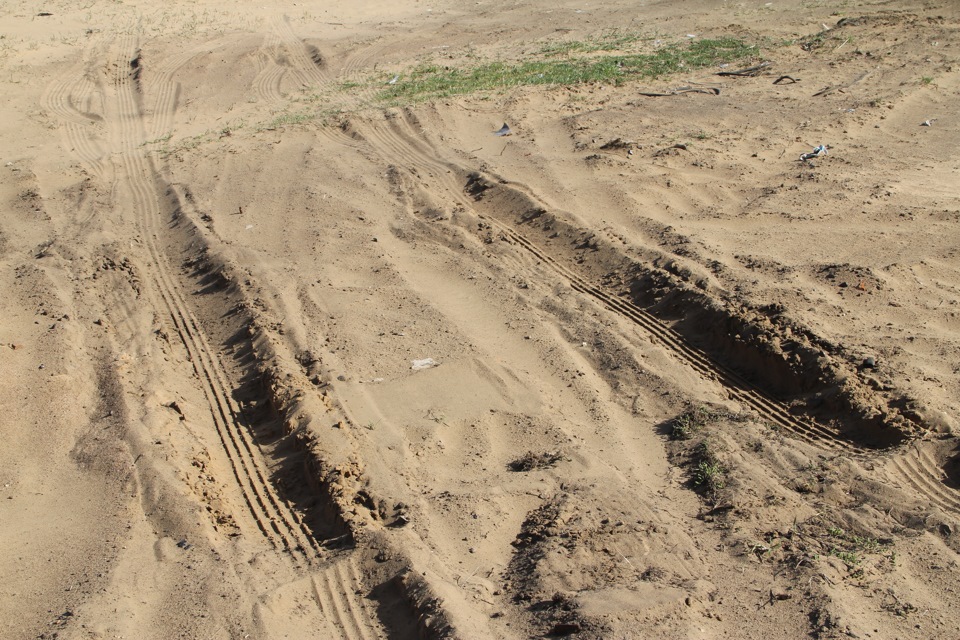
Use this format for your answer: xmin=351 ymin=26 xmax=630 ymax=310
xmin=411 ymin=358 xmax=437 ymax=371
xmin=799 ymin=144 xmax=828 ymax=161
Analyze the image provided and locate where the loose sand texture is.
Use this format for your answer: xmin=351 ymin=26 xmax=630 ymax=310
xmin=2 ymin=0 xmax=960 ymax=638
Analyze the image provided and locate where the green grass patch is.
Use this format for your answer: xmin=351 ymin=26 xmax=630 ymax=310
xmin=538 ymin=30 xmax=651 ymax=56
xmin=265 ymin=112 xmax=314 ymax=129
xmin=379 ymin=36 xmax=756 ymax=103
xmin=670 ymin=405 xmax=720 ymax=441
xmin=691 ymin=439 xmax=727 ymax=502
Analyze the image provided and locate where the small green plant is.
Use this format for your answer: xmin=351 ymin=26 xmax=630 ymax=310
xmin=694 ymin=459 xmax=726 ymax=496
xmin=691 ymin=438 xmax=726 ymax=500
xmin=921 ymin=76 xmax=933 ymax=85
xmin=669 ymin=405 xmax=718 ymax=440
xmin=850 ymin=535 xmax=881 ymax=553
xmin=141 ymin=132 xmax=172 ymax=147
xmin=830 ymin=547 xmax=860 ymax=566
xmin=827 ymin=526 xmax=845 ymax=537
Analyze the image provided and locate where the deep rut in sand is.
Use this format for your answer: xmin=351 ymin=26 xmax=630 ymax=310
xmin=349 ymin=109 xmax=960 ymax=518
xmin=354 ymin=113 xmax=865 ymax=451
xmin=42 ymin=34 xmax=466 ymax=638
xmin=108 ymin=37 xmax=321 ymax=561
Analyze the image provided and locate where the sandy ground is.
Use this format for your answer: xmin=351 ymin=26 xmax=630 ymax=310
xmin=2 ymin=0 xmax=960 ymax=638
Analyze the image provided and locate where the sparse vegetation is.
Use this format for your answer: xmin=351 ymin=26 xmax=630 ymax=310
xmin=538 ymin=30 xmax=651 ymax=57
xmin=829 ymin=547 xmax=860 ymax=567
xmin=264 ymin=111 xmax=314 ymax=129
xmin=694 ymin=458 xmax=726 ymax=496
xmin=691 ymin=439 xmax=726 ymax=501
xmin=665 ymin=407 xmax=728 ymax=503
xmin=822 ymin=523 xmax=890 ymax=571
xmin=669 ymin=405 xmax=719 ymax=441
xmin=378 ymin=37 xmax=756 ymax=103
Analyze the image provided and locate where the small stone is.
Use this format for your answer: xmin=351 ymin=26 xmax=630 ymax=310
xmin=862 ymin=356 xmax=877 ymax=369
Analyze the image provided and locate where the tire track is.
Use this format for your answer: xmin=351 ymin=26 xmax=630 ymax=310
xmin=272 ymin=14 xmax=327 ymax=89
xmin=356 ymin=115 xmax=861 ymax=454
xmin=887 ymin=448 xmax=960 ymax=513
xmin=336 ymin=38 xmax=413 ymax=108
xmin=366 ymin=112 xmax=960 ymax=513
xmin=267 ymin=15 xmax=361 ymax=149
xmin=253 ymin=33 xmax=288 ymax=104
xmin=42 ymin=57 xmax=108 ymax=180
xmin=493 ymin=222 xmax=855 ymax=453
xmin=106 ymin=37 xmax=322 ymax=562
xmin=311 ymin=557 xmax=382 ymax=640
xmin=144 ymin=42 xmax=212 ymax=142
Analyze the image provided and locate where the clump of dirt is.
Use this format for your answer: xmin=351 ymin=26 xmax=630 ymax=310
xmin=508 ymin=450 xmax=566 ymax=471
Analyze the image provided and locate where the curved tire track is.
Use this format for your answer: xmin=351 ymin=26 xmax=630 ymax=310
xmin=887 ymin=447 xmax=960 ymax=513
xmin=42 ymin=58 xmax=108 ymax=180
xmin=144 ymin=42 xmax=212 ymax=142
xmin=271 ymin=14 xmax=327 ymax=89
xmin=253 ymin=34 xmax=288 ymax=104
xmin=266 ymin=15 xmax=361 ymax=149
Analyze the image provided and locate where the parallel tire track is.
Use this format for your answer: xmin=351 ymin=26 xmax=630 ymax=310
xmin=366 ymin=112 xmax=960 ymax=513
xmin=272 ymin=14 xmax=327 ymax=88
xmin=312 ymin=557 xmax=382 ymax=640
xmin=145 ymin=42 xmax=212 ymax=141
xmin=107 ymin=38 xmax=322 ymax=561
xmin=887 ymin=448 xmax=960 ymax=513
xmin=493 ymin=223 xmax=855 ymax=454
xmin=358 ymin=114 xmax=858 ymax=454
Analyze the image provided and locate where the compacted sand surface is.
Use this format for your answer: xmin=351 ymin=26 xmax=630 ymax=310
xmin=2 ymin=1 xmax=960 ymax=638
